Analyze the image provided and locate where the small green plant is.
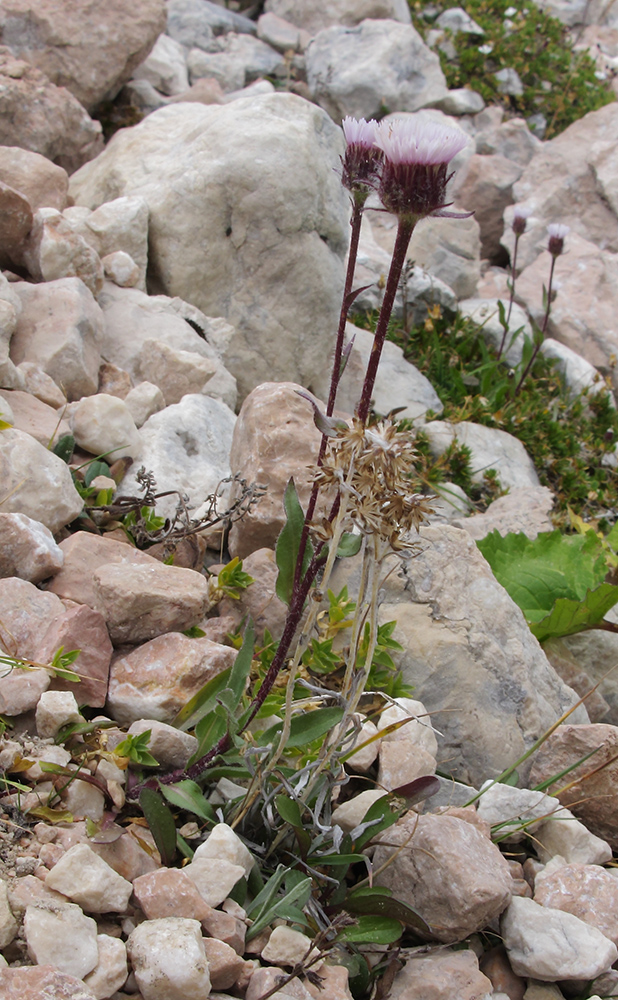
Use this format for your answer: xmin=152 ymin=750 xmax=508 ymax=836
xmin=113 ymin=731 xmax=160 ymax=768
xmin=0 ymin=646 xmax=82 ymax=685
xmin=410 ymin=0 xmax=615 ymax=137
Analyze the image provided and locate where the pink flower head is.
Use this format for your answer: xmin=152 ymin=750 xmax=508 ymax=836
xmin=341 ymin=116 xmax=382 ymax=204
xmin=547 ymin=222 xmax=569 ymax=256
xmin=512 ymin=205 xmax=531 ymax=236
xmin=373 ymin=116 xmax=470 ymax=221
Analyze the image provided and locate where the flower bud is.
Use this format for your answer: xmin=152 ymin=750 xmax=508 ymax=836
xmin=547 ymin=222 xmax=570 ymax=257
xmin=512 ymin=206 xmax=531 ymax=236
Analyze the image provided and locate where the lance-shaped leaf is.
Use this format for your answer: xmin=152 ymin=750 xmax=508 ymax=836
xmin=275 ymin=478 xmax=313 ymax=605
xmin=295 ymin=390 xmax=348 ymax=437
xmin=140 ymin=788 xmax=177 ymax=867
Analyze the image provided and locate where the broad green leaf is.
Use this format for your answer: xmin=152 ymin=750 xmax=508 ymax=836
xmin=259 ymin=706 xmax=345 ymax=749
xmin=27 ymin=806 xmax=74 ymax=824
xmin=275 ymin=794 xmax=304 ymax=827
xmin=190 ymin=712 xmax=228 ymax=764
xmin=390 ymin=774 xmax=440 ymax=807
xmin=139 ymin=788 xmax=177 ymax=867
xmin=530 ymin=583 xmax=618 ymax=642
xmin=345 ymin=888 xmax=429 ymax=933
xmin=476 ymin=529 xmax=618 ymax=639
xmin=160 ymin=780 xmax=217 ymax=823
xmin=171 ymin=667 xmax=232 ymax=731
xmin=336 ymin=533 xmax=362 ymax=558
xmin=275 ymin=478 xmax=313 ymax=605
xmin=351 ymin=796 xmax=400 ymax=851
xmin=84 ymin=460 xmax=112 ymax=486
xmin=306 ymin=853 xmax=361 ymax=867
xmin=52 ymin=434 xmax=75 ymax=463
xmin=337 ymin=915 xmax=403 ymax=945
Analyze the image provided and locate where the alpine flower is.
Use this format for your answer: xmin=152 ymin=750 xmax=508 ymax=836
xmin=547 ymin=222 xmax=570 ymax=257
xmin=341 ymin=116 xmax=382 ymax=205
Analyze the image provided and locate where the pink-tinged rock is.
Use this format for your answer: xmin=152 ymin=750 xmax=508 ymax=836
xmin=5 ymin=874 xmax=68 ymax=920
xmin=0 ymin=146 xmax=69 ymax=211
xmin=202 ymin=936 xmax=247 ymax=991
xmin=0 ymin=428 xmax=83 ymax=532
xmin=107 ymin=631 xmax=236 ymax=724
xmin=452 ymin=153 xmax=522 ymax=260
xmin=35 ymin=601 xmax=112 ymax=707
xmin=184 ymin=857 xmax=246 ymax=909
xmin=0 ymin=47 xmax=103 ymax=173
xmin=11 ymin=278 xmax=103 ymax=401
xmin=377 ymin=739 xmax=437 ymax=792
xmin=0 ymin=577 xmax=64 ymax=713
xmin=529 ymin=723 xmax=618 ymax=849
xmin=133 ymin=868 xmax=214 ymax=921
xmin=0 ymin=965 xmax=97 ymax=1000
xmin=534 ymin=862 xmax=618 ymax=945
xmin=47 ymin=531 xmax=160 ymax=608
xmin=24 ymin=899 xmax=99 ymax=979
xmin=52 ymin=821 xmax=159 ymax=881
xmin=305 ymin=965 xmax=353 ymax=1000
xmin=373 ymin=812 xmax=513 ymax=943
xmin=2 ymin=0 xmax=167 ymax=112
xmin=479 ymin=945 xmax=525 ymax=1000
xmin=17 ymin=362 xmax=68 ymax=408
xmin=83 ymin=933 xmax=128 ymax=1000
xmin=22 ymin=208 xmax=104 ymax=299
xmin=0 ymin=512 xmax=64 ymax=583
xmin=92 ymin=562 xmax=210 ymax=644
xmin=128 ymin=718 xmax=198 ymax=768
xmin=0 ymin=180 xmax=33 ymax=270
xmin=514 ymin=231 xmax=618 ymax=393
xmin=387 ymin=949 xmax=493 ymax=1000
xmin=45 ymin=842 xmax=133 ymax=913
xmin=136 ymin=338 xmax=217 ymax=404
xmin=0 ymin=388 xmax=71 ymax=447
xmin=205 ymin=899 xmax=247 ymax=955
xmin=246 ymin=966 xmax=314 ymax=1000
xmin=70 ymin=392 xmax=142 ymax=461
xmin=217 ymin=547 xmax=287 ymax=643
xmin=228 ymin=383 xmax=328 ymax=558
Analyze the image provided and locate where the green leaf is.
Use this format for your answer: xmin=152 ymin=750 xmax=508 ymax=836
xmin=351 ymin=796 xmax=400 ymax=851
xmin=336 ymin=533 xmax=362 ymax=558
xmin=345 ymin=889 xmax=429 ymax=933
xmin=229 ymin=623 xmax=255 ymax=703
xmin=337 ymin=915 xmax=403 ymax=945
xmin=139 ymin=788 xmax=177 ymax=867
xmin=160 ymin=780 xmax=217 ymax=823
xmin=190 ymin=712 xmax=228 ymax=764
xmin=53 ymin=434 xmax=75 ymax=463
xmin=259 ymin=706 xmax=345 ymax=749
xmin=183 ymin=626 xmax=206 ymax=638
xmin=114 ymin=730 xmax=159 ymax=767
xmin=171 ymin=667 xmax=232 ymax=731
xmin=84 ymin=460 xmax=112 ymax=487
xmin=477 ymin=529 xmax=618 ymax=641
xmin=275 ymin=478 xmax=313 ymax=605
xmin=275 ymin=794 xmax=304 ymax=827
xmin=530 ymin=583 xmax=618 ymax=642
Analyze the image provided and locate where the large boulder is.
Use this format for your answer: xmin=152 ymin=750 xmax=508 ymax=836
xmin=331 ymin=525 xmax=587 ymax=785
xmin=306 ymin=19 xmax=447 ymax=121
xmin=69 ymin=95 xmax=349 ymax=402
xmin=0 ymin=0 xmax=167 ymax=112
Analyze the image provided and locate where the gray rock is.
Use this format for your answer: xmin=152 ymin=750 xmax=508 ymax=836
xmin=306 ymin=19 xmax=447 ymax=121
xmin=0 ymin=513 xmax=64 ymax=584
xmin=70 ymin=95 xmax=349 ymax=403
xmin=540 ymin=337 xmax=610 ymax=400
xmin=494 ymin=67 xmax=524 ymax=97
xmin=435 ymin=7 xmax=485 ymax=34
xmin=257 ymin=12 xmax=312 ymax=53
xmin=264 ymin=0 xmax=412 ymax=35
xmin=422 ymin=419 xmax=540 ymax=490
xmin=170 ymin=0 xmax=258 ymax=38
xmin=188 ymin=34 xmax=285 ymax=92
xmin=118 ymin=393 xmax=236 ymax=520
xmin=325 ymin=322 xmax=444 ymax=423
xmin=452 ymin=153 xmax=522 ymax=260
xmin=431 ymin=88 xmax=485 ymax=115
xmin=475 ymin=116 xmax=541 ymax=167
xmin=132 ymin=33 xmax=189 ymax=97
xmin=330 ymin=525 xmax=586 ymax=785
xmin=166 ymin=0 xmax=217 ymax=50
xmin=0 ymin=429 xmax=83 ymax=533
xmin=452 ymin=485 xmax=555 ymax=541
xmin=458 ymin=297 xmax=531 ymax=367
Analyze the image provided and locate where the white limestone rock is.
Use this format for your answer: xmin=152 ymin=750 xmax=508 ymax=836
xmin=264 ymin=0 xmax=412 ymax=35
xmin=306 ymin=19 xmax=447 ymax=121
xmin=262 ymin=926 xmax=320 ymax=967
xmin=118 ymin=393 xmax=235 ymax=520
xmin=69 ymin=393 xmax=142 ymax=460
xmin=133 ymin=33 xmax=189 ymax=96
xmin=127 ymin=916 xmax=211 ymax=1000
xmin=193 ymin=823 xmax=254 ymax=877
xmin=422 ymin=419 xmax=540 ymax=490
xmin=102 ymin=250 xmax=140 ymax=288
xmin=476 ymin=782 xmax=565 ymax=841
xmin=0 ymin=512 xmax=64 ymax=583
xmin=136 ymin=339 xmax=218 ymax=405
xmin=128 ymin=719 xmax=198 ymax=768
xmin=124 ymin=381 xmax=166 ymax=427
xmin=377 ymin=697 xmax=439 ymax=757
xmin=0 ymin=878 xmax=18 ymax=948
xmin=44 ymin=843 xmax=133 ymax=913
xmin=64 ymin=196 xmax=149 ymax=291
xmin=184 ymin=857 xmax=246 ymax=908
xmin=70 ymin=96 xmax=349 ymax=403
xmin=0 ymin=429 xmax=83 ymax=533
xmin=539 ymin=338 xmax=610 ymax=400
xmin=534 ymin=807 xmax=613 ymax=865
xmin=502 ymin=896 xmax=618 ymax=980
xmin=83 ymin=934 xmax=129 ymax=1000
xmin=24 ymin=900 xmax=99 ymax=979
xmin=188 ymin=34 xmax=286 ymax=93
xmin=331 ymin=790 xmax=388 ymax=833
xmin=35 ymin=690 xmax=82 ymax=739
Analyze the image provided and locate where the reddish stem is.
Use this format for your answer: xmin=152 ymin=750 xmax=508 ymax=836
xmin=357 ymin=216 xmax=415 ymax=423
